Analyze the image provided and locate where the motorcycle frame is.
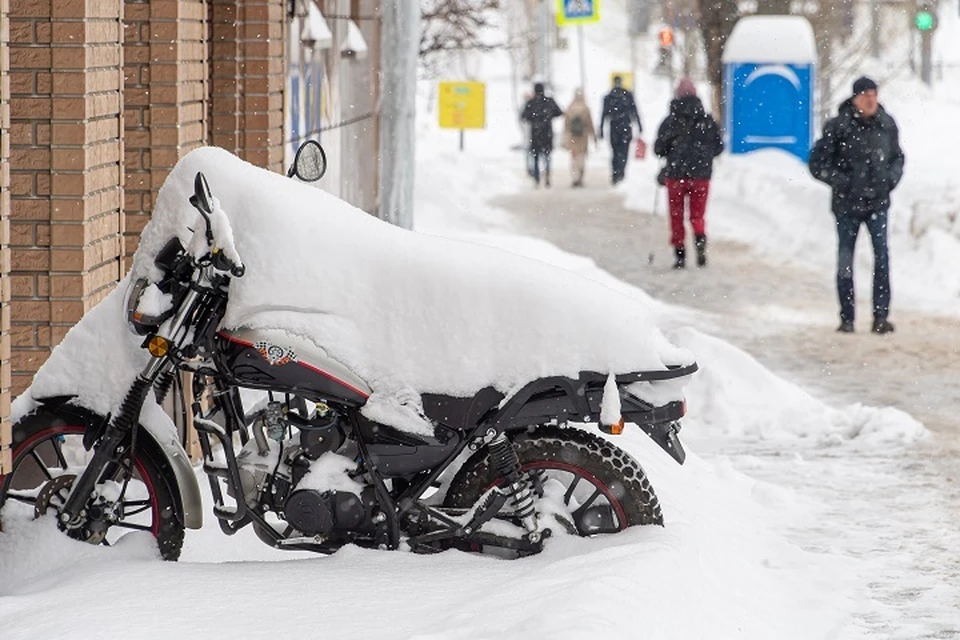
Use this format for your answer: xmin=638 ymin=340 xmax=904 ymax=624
xmin=51 ymin=218 xmax=697 ymax=553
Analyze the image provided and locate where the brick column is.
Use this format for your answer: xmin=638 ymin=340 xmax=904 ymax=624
xmin=9 ymin=0 xmax=124 ymax=395
xmin=123 ymin=0 xmax=207 ymax=270
xmin=209 ymin=0 xmax=285 ymax=172
xmin=0 ymin=0 xmax=11 ymax=473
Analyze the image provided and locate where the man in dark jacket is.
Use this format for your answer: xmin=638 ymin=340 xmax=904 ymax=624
xmin=599 ymin=76 xmax=642 ymax=185
xmin=654 ymin=77 xmax=723 ymax=268
xmin=809 ymin=76 xmax=904 ymax=334
xmin=521 ymin=82 xmax=563 ymax=187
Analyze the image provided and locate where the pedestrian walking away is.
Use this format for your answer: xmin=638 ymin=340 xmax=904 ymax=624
xmin=653 ymin=77 xmax=723 ymax=269
xmin=808 ymin=75 xmax=904 ymax=334
xmin=521 ymin=82 xmax=563 ymax=188
xmin=563 ymin=88 xmax=597 ymax=188
xmin=599 ymin=76 xmax=642 ymax=185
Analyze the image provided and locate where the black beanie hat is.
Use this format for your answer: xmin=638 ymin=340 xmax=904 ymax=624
xmin=852 ymin=76 xmax=878 ymax=95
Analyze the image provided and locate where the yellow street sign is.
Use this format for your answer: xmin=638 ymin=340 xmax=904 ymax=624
xmin=438 ymin=81 xmax=486 ymax=130
xmin=556 ymin=0 xmax=600 ymax=26
xmin=610 ymin=71 xmax=634 ymax=91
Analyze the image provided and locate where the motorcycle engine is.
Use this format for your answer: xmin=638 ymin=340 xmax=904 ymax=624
xmin=236 ymin=396 xmax=378 ymax=537
xmin=284 ymin=486 xmax=378 ymax=536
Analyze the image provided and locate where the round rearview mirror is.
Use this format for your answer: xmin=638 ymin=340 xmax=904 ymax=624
xmin=290 ymin=140 xmax=327 ymax=182
xmin=191 ymin=172 xmax=214 ymax=215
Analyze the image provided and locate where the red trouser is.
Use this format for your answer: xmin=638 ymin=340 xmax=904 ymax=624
xmin=665 ymin=178 xmax=709 ymax=248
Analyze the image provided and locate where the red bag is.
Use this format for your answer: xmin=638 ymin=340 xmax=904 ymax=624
xmin=634 ymin=138 xmax=647 ymax=160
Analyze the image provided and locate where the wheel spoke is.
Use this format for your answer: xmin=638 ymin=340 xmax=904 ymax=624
xmin=51 ymin=437 xmax=69 ymax=470
xmin=29 ymin=451 xmax=54 ymax=481
xmin=579 ymin=487 xmax=602 ymax=510
xmin=7 ymin=491 xmax=37 ymax=505
xmin=562 ymin=475 xmax=581 ymax=506
xmin=122 ymin=502 xmax=152 ymax=517
xmin=111 ymin=521 xmax=153 ymax=532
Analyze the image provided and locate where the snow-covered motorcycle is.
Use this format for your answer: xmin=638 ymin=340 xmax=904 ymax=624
xmin=0 ymin=143 xmax=697 ymax=560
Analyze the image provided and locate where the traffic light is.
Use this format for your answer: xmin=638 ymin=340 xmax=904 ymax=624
xmin=915 ymin=3 xmax=937 ymax=31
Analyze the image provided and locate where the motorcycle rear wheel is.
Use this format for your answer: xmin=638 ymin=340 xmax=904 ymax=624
xmin=445 ymin=425 xmax=663 ymax=539
xmin=0 ymin=410 xmax=185 ymax=561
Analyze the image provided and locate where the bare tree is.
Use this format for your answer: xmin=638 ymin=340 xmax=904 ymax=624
xmin=419 ymin=0 xmax=503 ymax=60
xmin=697 ymin=0 xmax=739 ymax=121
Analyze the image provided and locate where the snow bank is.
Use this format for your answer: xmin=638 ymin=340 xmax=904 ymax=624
xmin=672 ymin=327 xmax=927 ymax=447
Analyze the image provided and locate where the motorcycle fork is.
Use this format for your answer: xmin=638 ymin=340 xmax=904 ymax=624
xmin=58 ymin=358 xmax=171 ymax=529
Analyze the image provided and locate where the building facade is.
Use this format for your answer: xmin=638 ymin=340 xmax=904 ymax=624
xmin=0 ymin=0 xmax=382 ymax=473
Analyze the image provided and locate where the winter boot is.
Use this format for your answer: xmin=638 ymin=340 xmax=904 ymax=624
xmin=695 ymin=234 xmax=707 ymax=267
xmin=672 ymin=247 xmax=686 ymax=269
xmin=836 ymin=320 xmax=855 ymax=333
xmin=871 ymin=318 xmax=895 ymax=334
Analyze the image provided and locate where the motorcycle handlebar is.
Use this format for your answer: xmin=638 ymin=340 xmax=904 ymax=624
xmin=211 ymin=248 xmax=245 ymax=278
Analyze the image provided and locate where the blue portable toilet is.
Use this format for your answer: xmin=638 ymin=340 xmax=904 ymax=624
xmin=722 ymin=16 xmax=816 ymax=161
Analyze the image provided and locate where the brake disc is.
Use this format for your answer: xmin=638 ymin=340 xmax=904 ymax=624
xmin=34 ymin=474 xmax=109 ymax=545
xmin=34 ymin=474 xmax=75 ymax=520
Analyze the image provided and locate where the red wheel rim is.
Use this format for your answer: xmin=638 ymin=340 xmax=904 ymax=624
xmin=3 ymin=424 xmax=161 ymax=537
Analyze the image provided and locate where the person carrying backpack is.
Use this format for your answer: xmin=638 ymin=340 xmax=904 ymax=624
xmin=654 ymin=77 xmax=723 ymax=269
xmin=563 ymin=88 xmax=597 ymax=188
xmin=808 ymin=76 xmax=904 ymax=334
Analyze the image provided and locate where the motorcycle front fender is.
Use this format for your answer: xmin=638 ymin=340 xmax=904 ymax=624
xmin=141 ymin=419 xmax=203 ymax=530
xmin=37 ymin=397 xmax=203 ymax=530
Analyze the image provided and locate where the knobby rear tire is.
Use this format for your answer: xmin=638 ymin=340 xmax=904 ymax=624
xmin=445 ymin=424 xmax=663 ymax=528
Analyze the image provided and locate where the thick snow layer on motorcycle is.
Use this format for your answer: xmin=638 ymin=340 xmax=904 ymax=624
xmin=14 ymin=146 xmax=691 ymax=434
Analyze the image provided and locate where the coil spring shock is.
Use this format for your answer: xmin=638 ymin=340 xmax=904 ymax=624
xmin=487 ymin=433 xmax=540 ymax=541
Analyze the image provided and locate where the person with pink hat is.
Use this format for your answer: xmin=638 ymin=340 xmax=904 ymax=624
xmin=654 ymin=76 xmax=724 ymax=269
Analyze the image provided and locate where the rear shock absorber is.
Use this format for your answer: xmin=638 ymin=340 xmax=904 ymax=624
xmin=487 ymin=432 xmax=540 ymax=542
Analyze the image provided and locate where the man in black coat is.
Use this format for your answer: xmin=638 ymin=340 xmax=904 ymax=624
xmin=521 ymin=82 xmax=563 ymax=187
xmin=599 ymin=76 xmax=642 ymax=185
xmin=809 ymin=76 xmax=904 ymax=334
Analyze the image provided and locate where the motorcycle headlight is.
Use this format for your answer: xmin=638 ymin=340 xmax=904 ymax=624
xmin=124 ymin=277 xmax=173 ymax=336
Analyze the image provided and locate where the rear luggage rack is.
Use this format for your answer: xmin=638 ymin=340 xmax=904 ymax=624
xmin=485 ymin=362 xmax=697 ymax=464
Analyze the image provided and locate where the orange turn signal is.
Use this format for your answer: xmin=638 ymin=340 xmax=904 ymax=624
xmin=148 ymin=336 xmax=170 ymax=358
xmin=600 ymin=417 xmax=625 ymax=435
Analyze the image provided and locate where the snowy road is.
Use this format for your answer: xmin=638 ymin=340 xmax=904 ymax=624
xmin=490 ymin=167 xmax=960 ymax=636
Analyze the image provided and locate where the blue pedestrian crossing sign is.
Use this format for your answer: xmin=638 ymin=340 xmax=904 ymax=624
xmin=556 ymin=0 xmax=600 ymax=26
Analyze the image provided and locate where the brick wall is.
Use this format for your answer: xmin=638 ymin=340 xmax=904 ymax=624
xmin=0 ymin=0 xmax=10 ymax=473
xmin=9 ymin=0 xmax=124 ymax=395
xmin=123 ymin=0 xmax=207 ymax=271
xmin=209 ymin=0 xmax=285 ymax=172
xmin=1 ymin=0 xmax=288 ymax=423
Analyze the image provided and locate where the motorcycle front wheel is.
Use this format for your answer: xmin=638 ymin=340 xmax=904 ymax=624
xmin=445 ymin=424 xmax=663 ymax=541
xmin=0 ymin=410 xmax=185 ymax=560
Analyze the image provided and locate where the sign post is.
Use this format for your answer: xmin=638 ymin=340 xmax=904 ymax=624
xmin=557 ymin=1 xmax=600 ymax=93
xmin=438 ymin=81 xmax=486 ymax=150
